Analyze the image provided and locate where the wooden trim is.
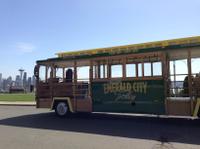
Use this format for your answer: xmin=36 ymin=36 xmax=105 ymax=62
xmin=90 ymin=51 xmax=163 ymax=62
xmin=94 ymin=65 xmax=97 ymax=79
xmin=107 ymin=59 xmax=111 ymax=79
xmin=162 ymin=52 xmax=168 ymax=114
xmin=53 ymin=67 xmax=56 ymax=78
xmin=122 ymin=57 xmax=126 ymax=78
xmin=74 ymin=61 xmax=77 ymax=82
xmin=142 ymin=62 xmax=144 ymax=77
xmin=122 ymin=76 xmax=163 ymax=81
xmin=151 ymin=62 xmax=153 ymax=76
xmin=173 ymin=60 xmax=176 ymax=85
xmin=45 ymin=66 xmax=48 ymax=82
xmin=97 ymin=61 xmax=100 ymax=79
xmin=90 ymin=60 xmax=93 ymax=81
xmin=103 ymin=64 xmax=106 ymax=78
xmin=136 ymin=63 xmax=138 ymax=78
xmin=50 ymin=66 xmax=53 ymax=79
xmin=89 ymin=60 xmax=93 ymax=97
xmin=92 ymin=76 xmax=163 ymax=82
xmin=73 ymin=61 xmax=77 ymax=111
xmin=62 ymin=68 xmax=65 ymax=79
xmin=169 ymin=73 xmax=191 ymax=76
xmin=39 ymin=51 xmax=164 ymax=70
xmin=187 ymin=49 xmax=193 ymax=115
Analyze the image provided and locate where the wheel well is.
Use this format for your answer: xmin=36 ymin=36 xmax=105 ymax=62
xmin=52 ymin=100 xmax=68 ymax=110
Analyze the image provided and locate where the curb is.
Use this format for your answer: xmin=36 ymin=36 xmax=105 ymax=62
xmin=0 ymin=102 xmax=36 ymax=106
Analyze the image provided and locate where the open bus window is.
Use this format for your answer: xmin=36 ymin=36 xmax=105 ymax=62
xmin=153 ymin=62 xmax=162 ymax=76
xmin=46 ymin=67 xmax=51 ymax=80
xmin=65 ymin=67 xmax=74 ymax=81
xmin=169 ymin=59 xmax=188 ymax=97
xmin=126 ymin=64 xmax=136 ymax=77
xmin=56 ymin=68 xmax=63 ymax=82
xmin=111 ymin=65 xmax=122 ymax=78
xmin=170 ymin=75 xmax=188 ymax=97
xmin=39 ymin=66 xmax=46 ymax=82
xmin=176 ymin=59 xmax=188 ymax=75
xmin=170 ymin=59 xmax=188 ymax=75
xmin=144 ymin=63 xmax=151 ymax=76
xmin=77 ymin=66 xmax=89 ymax=81
xmin=192 ymin=58 xmax=200 ymax=74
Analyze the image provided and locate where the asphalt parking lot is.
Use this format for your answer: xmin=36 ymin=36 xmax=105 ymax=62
xmin=0 ymin=106 xmax=199 ymax=149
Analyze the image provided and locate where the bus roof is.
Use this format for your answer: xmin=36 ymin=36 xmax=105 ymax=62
xmin=37 ymin=36 xmax=200 ymax=65
xmin=56 ymin=36 xmax=200 ymax=58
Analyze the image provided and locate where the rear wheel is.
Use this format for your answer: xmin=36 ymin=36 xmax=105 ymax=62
xmin=55 ymin=102 xmax=68 ymax=117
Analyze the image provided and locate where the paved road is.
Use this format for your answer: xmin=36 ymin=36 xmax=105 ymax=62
xmin=0 ymin=106 xmax=199 ymax=149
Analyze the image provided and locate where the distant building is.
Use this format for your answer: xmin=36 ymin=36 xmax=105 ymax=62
xmin=7 ymin=76 xmax=12 ymax=85
xmin=27 ymin=77 xmax=32 ymax=92
xmin=23 ymin=72 xmax=27 ymax=88
xmin=6 ymin=76 xmax=12 ymax=92
xmin=0 ymin=73 xmax=2 ymax=90
xmin=32 ymin=75 xmax=36 ymax=86
xmin=0 ymin=73 xmax=2 ymax=82
xmin=2 ymin=79 xmax=7 ymax=91
xmin=15 ymin=75 xmax=21 ymax=87
xmin=0 ymin=71 xmax=35 ymax=93
xmin=1 ymin=76 xmax=13 ymax=92
xmin=18 ymin=68 xmax=24 ymax=88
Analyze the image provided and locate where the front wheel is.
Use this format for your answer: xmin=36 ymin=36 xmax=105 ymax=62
xmin=55 ymin=102 xmax=69 ymax=117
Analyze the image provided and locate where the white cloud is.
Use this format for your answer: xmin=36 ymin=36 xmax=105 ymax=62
xmin=16 ymin=42 xmax=36 ymax=53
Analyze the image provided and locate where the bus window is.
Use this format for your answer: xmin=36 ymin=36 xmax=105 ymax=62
xmin=144 ymin=63 xmax=151 ymax=76
xmin=169 ymin=59 xmax=188 ymax=97
xmin=93 ymin=65 xmax=97 ymax=79
xmin=93 ymin=65 xmax=101 ymax=79
xmin=39 ymin=66 xmax=46 ymax=82
xmin=126 ymin=64 xmax=136 ymax=77
xmin=56 ymin=68 xmax=63 ymax=78
xmin=47 ymin=67 xmax=51 ymax=80
xmin=153 ymin=62 xmax=162 ymax=76
xmin=111 ymin=65 xmax=122 ymax=78
xmin=77 ymin=66 xmax=90 ymax=81
xmin=170 ymin=59 xmax=188 ymax=75
xmin=176 ymin=59 xmax=188 ymax=75
xmin=192 ymin=58 xmax=200 ymax=74
xmin=100 ymin=65 xmax=107 ymax=78
xmin=138 ymin=63 xmax=142 ymax=77
xmin=56 ymin=68 xmax=63 ymax=82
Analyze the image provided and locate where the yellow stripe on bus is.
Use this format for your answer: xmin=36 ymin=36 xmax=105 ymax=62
xmin=56 ymin=36 xmax=200 ymax=58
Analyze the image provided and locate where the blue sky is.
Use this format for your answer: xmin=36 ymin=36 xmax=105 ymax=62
xmin=0 ymin=0 xmax=200 ymax=79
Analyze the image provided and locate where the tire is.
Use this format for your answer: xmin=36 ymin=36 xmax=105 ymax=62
xmin=55 ymin=102 xmax=69 ymax=117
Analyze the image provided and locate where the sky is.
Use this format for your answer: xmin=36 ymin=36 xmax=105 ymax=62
xmin=0 ymin=0 xmax=200 ymax=79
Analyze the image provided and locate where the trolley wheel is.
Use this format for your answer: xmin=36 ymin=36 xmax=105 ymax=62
xmin=55 ymin=102 xmax=69 ymax=117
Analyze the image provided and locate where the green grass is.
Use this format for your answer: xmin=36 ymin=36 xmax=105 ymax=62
xmin=0 ymin=93 xmax=35 ymax=102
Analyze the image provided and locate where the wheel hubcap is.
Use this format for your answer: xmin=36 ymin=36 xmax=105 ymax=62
xmin=56 ymin=102 xmax=68 ymax=116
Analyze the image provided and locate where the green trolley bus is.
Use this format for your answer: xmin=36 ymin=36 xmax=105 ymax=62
xmin=34 ymin=36 xmax=200 ymax=117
